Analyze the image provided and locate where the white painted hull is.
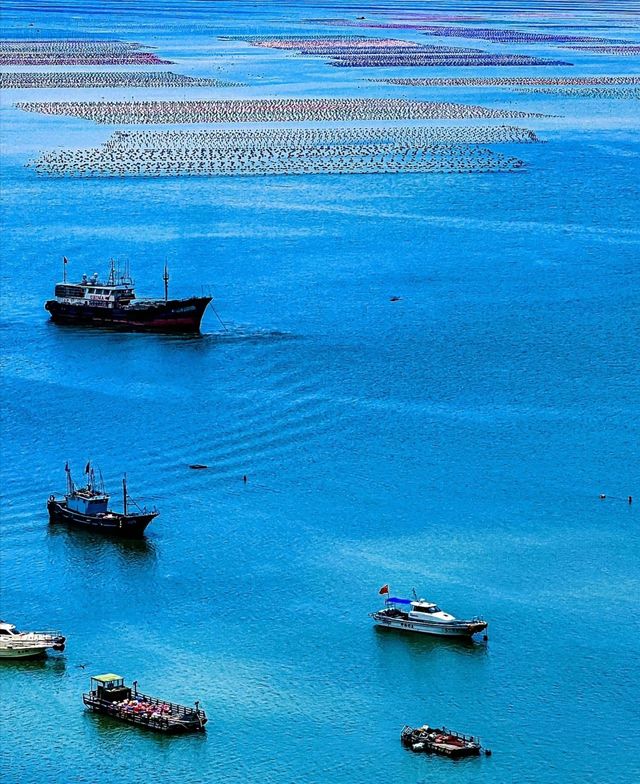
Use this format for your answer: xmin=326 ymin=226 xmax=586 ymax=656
xmin=0 ymin=646 xmax=50 ymax=658
xmin=370 ymin=613 xmax=487 ymax=638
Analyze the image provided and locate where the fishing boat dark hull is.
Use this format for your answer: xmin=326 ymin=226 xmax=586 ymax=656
xmin=44 ymin=296 xmax=211 ymax=332
xmin=47 ymin=498 xmax=157 ymax=537
xmin=83 ymin=694 xmax=207 ymax=734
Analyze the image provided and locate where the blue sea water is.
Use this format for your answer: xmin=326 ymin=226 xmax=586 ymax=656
xmin=1 ymin=2 xmax=639 ymax=783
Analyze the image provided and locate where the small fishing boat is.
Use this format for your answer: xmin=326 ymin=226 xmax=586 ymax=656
xmin=45 ymin=258 xmax=211 ymax=333
xmin=0 ymin=620 xmax=66 ymax=659
xmin=370 ymin=587 xmax=487 ymax=638
xmin=401 ymin=724 xmax=487 ymax=758
xmin=83 ymin=674 xmax=207 ymax=734
xmin=48 ymin=463 xmax=158 ymax=537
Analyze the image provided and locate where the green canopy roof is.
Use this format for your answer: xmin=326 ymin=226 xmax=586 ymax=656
xmin=92 ymin=673 xmax=123 ymax=683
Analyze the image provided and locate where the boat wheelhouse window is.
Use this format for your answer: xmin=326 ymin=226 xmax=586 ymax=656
xmin=55 ymin=284 xmax=84 ymax=298
xmin=414 ymin=605 xmax=440 ymax=614
xmin=0 ymin=629 xmax=11 ymax=635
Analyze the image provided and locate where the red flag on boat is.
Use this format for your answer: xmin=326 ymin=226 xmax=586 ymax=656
xmin=379 ymin=584 xmax=389 ymax=595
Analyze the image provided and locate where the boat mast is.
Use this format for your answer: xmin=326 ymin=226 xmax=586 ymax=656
xmin=108 ymin=259 xmax=116 ymax=286
xmin=63 ymin=256 xmax=68 ymax=283
xmin=65 ymin=462 xmax=74 ymax=495
xmin=163 ymin=263 xmax=169 ymax=302
xmin=123 ymin=474 xmax=128 ymax=516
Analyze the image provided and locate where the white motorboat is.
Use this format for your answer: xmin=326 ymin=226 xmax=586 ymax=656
xmin=370 ymin=591 xmax=487 ymax=638
xmin=0 ymin=620 xmax=66 ymax=658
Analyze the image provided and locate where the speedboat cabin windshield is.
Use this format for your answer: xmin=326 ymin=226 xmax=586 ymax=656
xmin=412 ymin=604 xmax=441 ymax=614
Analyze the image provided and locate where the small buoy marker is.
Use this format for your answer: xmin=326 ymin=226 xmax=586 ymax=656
xmin=599 ymin=493 xmax=606 ymax=500
xmin=629 ymin=495 xmax=633 ymax=505
xmin=243 ymin=474 xmax=247 ymax=484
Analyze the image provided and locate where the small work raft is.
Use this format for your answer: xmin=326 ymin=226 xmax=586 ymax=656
xmin=83 ymin=674 xmax=207 ymax=734
xmin=401 ymin=724 xmax=489 ymax=759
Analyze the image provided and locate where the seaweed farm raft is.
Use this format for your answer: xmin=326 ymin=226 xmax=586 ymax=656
xmin=29 ymin=126 xmax=541 ymax=178
xmin=15 ymin=97 xmax=544 ymax=124
xmin=83 ymin=675 xmax=207 ymax=734
xmin=226 ymin=34 xmax=571 ymax=68
xmin=0 ymin=71 xmax=237 ymax=90
xmin=0 ymin=39 xmax=172 ymax=65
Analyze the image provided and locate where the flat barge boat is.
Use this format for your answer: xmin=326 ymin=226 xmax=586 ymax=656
xmin=45 ymin=258 xmax=211 ymax=333
xmin=83 ymin=674 xmax=207 ymax=734
xmin=48 ymin=463 xmax=158 ymax=537
xmin=401 ymin=724 xmax=487 ymax=758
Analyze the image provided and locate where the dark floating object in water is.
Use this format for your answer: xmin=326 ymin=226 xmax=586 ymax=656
xmin=389 ymin=296 xmax=402 ymax=302
xmin=83 ymin=674 xmax=207 ymax=734
xmin=44 ymin=258 xmax=211 ymax=333
xmin=189 ymin=464 xmax=208 ymax=470
xmin=48 ymin=462 xmax=158 ymax=537
xmin=401 ymin=724 xmax=485 ymax=758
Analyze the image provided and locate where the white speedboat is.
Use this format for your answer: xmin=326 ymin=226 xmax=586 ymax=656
xmin=370 ymin=593 xmax=487 ymax=638
xmin=0 ymin=620 xmax=66 ymax=658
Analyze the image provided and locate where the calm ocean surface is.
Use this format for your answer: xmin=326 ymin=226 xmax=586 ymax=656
xmin=1 ymin=2 xmax=639 ymax=782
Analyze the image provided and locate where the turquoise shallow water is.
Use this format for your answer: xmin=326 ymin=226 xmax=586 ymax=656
xmin=1 ymin=2 xmax=639 ymax=783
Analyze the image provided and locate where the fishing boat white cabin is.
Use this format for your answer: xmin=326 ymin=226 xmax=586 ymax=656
xmin=0 ymin=621 xmax=66 ymax=658
xmin=370 ymin=595 xmax=487 ymax=638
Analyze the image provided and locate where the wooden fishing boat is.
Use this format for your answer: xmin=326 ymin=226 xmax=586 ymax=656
xmin=83 ymin=674 xmax=207 ymax=734
xmin=45 ymin=258 xmax=211 ymax=333
xmin=48 ymin=462 xmax=158 ymax=537
xmin=401 ymin=724 xmax=488 ymax=758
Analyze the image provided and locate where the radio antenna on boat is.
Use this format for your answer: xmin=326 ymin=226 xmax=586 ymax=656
xmin=65 ymin=462 xmax=74 ymax=495
xmin=62 ymin=255 xmax=68 ymax=283
xmin=123 ymin=473 xmax=128 ymax=516
xmin=163 ymin=262 xmax=169 ymax=302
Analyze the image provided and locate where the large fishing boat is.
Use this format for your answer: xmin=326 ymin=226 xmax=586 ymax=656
xmin=83 ymin=674 xmax=207 ymax=734
xmin=44 ymin=258 xmax=211 ymax=332
xmin=370 ymin=587 xmax=487 ymax=638
xmin=0 ymin=621 xmax=66 ymax=659
xmin=47 ymin=463 xmax=158 ymax=537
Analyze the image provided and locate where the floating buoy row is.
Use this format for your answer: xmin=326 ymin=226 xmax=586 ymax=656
xmin=302 ymin=19 xmax=617 ymax=44
xmin=29 ymin=134 xmax=527 ymax=178
xmin=373 ymin=76 xmax=640 ymax=87
xmin=328 ymin=52 xmax=570 ymax=67
xmin=0 ymin=37 xmax=170 ymax=65
xmin=0 ymin=39 xmax=141 ymax=52
xmin=304 ymin=15 xmax=482 ymax=26
xmin=409 ymin=25 xmax=617 ymax=44
xmin=515 ymin=87 xmax=640 ymax=99
xmin=562 ymin=45 xmax=640 ymax=56
xmin=224 ymin=34 xmax=422 ymax=50
xmin=0 ymin=71 xmax=237 ymax=90
xmin=99 ymin=125 xmax=541 ymax=152
xmin=15 ymin=97 xmax=545 ymax=124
